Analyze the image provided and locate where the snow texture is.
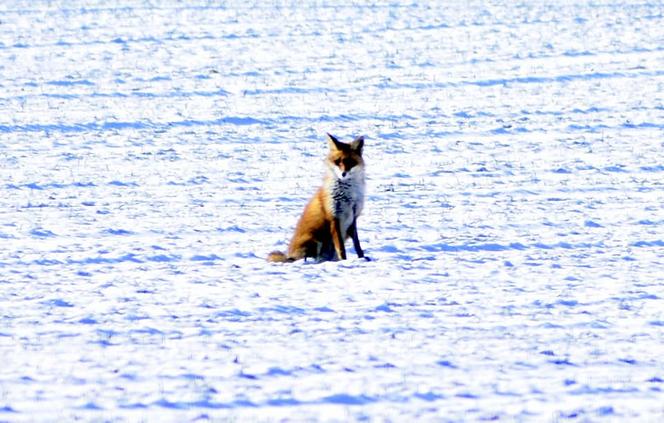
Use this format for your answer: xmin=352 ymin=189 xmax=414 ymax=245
xmin=1 ymin=0 xmax=663 ymax=421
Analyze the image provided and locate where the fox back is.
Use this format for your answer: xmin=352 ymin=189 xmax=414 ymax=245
xmin=268 ymin=133 xmax=366 ymax=263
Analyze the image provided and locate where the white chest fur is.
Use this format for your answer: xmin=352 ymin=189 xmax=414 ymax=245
xmin=326 ymin=175 xmax=365 ymax=236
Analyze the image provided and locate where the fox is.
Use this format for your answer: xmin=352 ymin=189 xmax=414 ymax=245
xmin=267 ymin=133 xmax=367 ymax=263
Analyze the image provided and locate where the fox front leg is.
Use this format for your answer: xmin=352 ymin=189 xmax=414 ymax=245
xmin=347 ymin=219 xmax=364 ymax=259
xmin=331 ymin=218 xmax=347 ymax=260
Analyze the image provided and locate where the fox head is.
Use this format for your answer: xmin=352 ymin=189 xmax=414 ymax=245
xmin=326 ymin=133 xmax=365 ymax=181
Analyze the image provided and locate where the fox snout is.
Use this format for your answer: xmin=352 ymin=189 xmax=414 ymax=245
xmin=337 ymin=161 xmax=352 ymax=177
xmin=331 ymin=155 xmax=362 ymax=180
xmin=333 ymin=163 xmax=354 ymax=180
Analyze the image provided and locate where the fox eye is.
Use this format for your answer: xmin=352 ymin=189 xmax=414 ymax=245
xmin=334 ymin=159 xmax=341 ymax=166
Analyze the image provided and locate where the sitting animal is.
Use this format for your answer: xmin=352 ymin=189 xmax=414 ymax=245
xmin=268 ymin=133 xmax=367 ymax=262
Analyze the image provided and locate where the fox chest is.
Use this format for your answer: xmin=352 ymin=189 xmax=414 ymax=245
xmin=329 ymin=181 xmax=364 ymax=234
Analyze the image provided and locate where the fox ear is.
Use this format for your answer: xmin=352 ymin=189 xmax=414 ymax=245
xmin=327 ymin=133 xmax=344 ymax=151
xmin=351 ymin=136 xmax=364 ymax=154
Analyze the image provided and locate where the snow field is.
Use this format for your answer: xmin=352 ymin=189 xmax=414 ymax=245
xmin=1 ymin=1 xmax=663 ymax=421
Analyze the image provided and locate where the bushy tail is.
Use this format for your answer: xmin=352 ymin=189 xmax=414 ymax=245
xmin=267 ymin=251 xmax=294 ymax=263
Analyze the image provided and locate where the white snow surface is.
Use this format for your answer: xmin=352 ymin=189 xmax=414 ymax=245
xmin=1 ymin=1 xmax=664 ymax=421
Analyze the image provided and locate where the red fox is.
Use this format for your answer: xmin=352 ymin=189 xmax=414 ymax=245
xmin=267 ymin=133 xmax=366 ymax=263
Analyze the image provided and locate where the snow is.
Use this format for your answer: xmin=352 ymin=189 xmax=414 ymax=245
xmin=1 ymin=0 xmax=663 ymax=421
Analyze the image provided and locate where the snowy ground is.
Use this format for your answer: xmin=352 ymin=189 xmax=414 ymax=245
xmin=1 ymin=1 xmax=663 ymax=421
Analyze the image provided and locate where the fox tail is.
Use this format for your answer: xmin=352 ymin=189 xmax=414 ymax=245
xmin=267 ymin=251 xmax=294 ymax=263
